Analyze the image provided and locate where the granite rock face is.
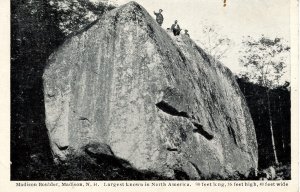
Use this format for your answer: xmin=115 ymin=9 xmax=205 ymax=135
xmin=43 ymin=1 xmax=258 ymax=178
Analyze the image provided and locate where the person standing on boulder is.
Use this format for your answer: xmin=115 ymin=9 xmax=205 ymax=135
xmin=171 ymin=20 xmax=181 ymax=36
xmin=184 ymin=29 xmax=190 ymax=37
xmin=154 ymin=9 xmax=164 ymax=26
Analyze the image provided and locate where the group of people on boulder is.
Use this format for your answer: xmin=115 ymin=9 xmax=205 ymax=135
xmin=153 ymin=9 xmax=190 ymax=37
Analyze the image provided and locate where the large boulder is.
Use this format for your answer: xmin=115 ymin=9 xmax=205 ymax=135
xmin=43 ymin=1 xmax=258 ymax=178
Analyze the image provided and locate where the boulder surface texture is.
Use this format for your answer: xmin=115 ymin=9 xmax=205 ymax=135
xmin=43 ymin=1 xmax=258 ymax=178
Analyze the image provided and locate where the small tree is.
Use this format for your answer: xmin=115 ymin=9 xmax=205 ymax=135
xmin=196 ymin=23 xmax=234 ymax=60
xmin=239 ymin=35 xmax=290 ymax=165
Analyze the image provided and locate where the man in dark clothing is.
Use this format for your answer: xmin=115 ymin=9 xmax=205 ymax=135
xmin=171 ymin=20 xmax=181 ymax=36
xmin=154 ymin=9 xmax=164 ymax=26
xmin=184 ymin=29 xmax=190 ymax=37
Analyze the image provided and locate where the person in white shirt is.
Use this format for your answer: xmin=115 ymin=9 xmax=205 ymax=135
xmin=171 ymin=20 xmax=181 ymax=36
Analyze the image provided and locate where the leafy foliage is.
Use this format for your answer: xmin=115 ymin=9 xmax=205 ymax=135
xmin=50 ymin=0 xmax=116 ymax=35
xmin=239 ymin=35 xmax=290 ymax=88
xmin=238 ymin=36 xmax=290 ymax=165
xmin=11 ymin=0 xmax=65 ymax=172
xmin=237 ymin=77 xmax=291 ymax=168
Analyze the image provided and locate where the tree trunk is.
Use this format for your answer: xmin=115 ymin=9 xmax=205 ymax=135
xmin=278 ymin=95 xmax=285 ymax=153
xmin=266 ymin=89 xmax=279 ymax=165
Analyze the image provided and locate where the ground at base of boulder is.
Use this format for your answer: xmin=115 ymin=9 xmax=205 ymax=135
xmin=12 ymin=151 xmax=291 ymax=180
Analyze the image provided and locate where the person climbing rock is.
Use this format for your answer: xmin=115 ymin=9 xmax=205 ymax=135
xmin=184 ymin=29 xmax=190 ymax=37
xmin=154 ymin=9 xmax=164 ymax=26
xmin=171 ymin=20 xmax=181 ymax=36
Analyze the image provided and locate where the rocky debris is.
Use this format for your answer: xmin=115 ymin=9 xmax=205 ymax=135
xmin=43 ymin=1 xmax=258 ymax=178
xmin=259 ymin=166 xmax=276 ymax=180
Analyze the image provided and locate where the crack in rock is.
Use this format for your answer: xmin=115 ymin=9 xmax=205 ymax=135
xmin=227 ymin=125 xmax=238 ymax=145
xmin=156 ymin=100 xmax=189 ymax=118
xmin=156 ymin=100 xmax=214 ymax=141
xmin=189 ymin=161 xmax=203 ymax=178
xmin=192 ymin=122 xmax=214 ymax=140
xmin=79 ymin=117 xmax=91 ymax=123
xmin=166 ymin=147 xmax=178 ymax=151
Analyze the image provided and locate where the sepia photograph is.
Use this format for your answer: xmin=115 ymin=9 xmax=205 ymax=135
xmin=6 ymin=0 xmax=298 ymax=189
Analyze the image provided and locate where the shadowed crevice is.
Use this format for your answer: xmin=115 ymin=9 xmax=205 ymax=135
xmin=227 ymin=125 xmax=237 ymax=145
xmin=177 ymin=48 xmax=186 ymax=63
xmin=167 ymin=147 xmax=178 ymax=151
xmin=173 ymin=169 xmax=190 ymax=180
xmin=192 ymin=122 xmax=214 ymax=140
xmin=58 ymin=146 xmax=69 ymax=150
xmin=190 ymin=161 xmax=203 ymax=177
xmin=79 ymin=117 xmax=91 ymax=123
xmin=155 ymin=101 xmax=189 ymax=118
xmin=156 ymin=101 xmax=214 ymax=141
